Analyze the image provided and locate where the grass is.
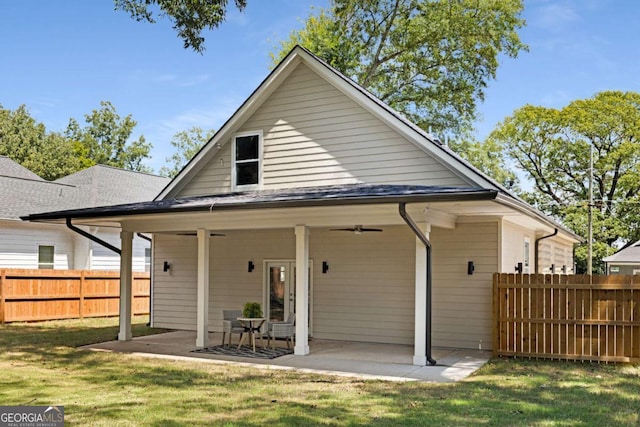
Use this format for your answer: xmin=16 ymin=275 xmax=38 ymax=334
xmin=1 ymin=317 xmax=640 ymax=426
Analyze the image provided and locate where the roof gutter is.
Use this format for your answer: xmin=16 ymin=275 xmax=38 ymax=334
xmin=66 ymin=217 xmax=121 ymax=255
xmin=535 ymin=228 xmax=558 ymax=274
xmin=399 ymin=203 xmax=437 ymax=366
xmin=495 ymin=194 xmax=582 ymax=242
xmin=24 ymin=189 xmax=499 ymax=223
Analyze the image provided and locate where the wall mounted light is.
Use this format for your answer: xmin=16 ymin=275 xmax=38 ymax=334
xmin=467 ymin=261 xmax=475 ymax=275
xmin=248 ymin=261 xmax=255 ymax=273
xmin=550 ymin=264 xmax=555 ymax=274
xmin=163 ymin=261 xmax=171 ymax=272
xmin=322 ymin=261 xmax=329 ymax=274
xmin=515 ymin=262 xmax=523 ymax=274
xmin=562 ymin=264 xmax=567 ymax=274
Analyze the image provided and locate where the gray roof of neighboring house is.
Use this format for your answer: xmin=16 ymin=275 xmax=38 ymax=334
xmin=603 ymin=241 xmax=640 ymax=263
xmin=0 ymin=159 xmax=170 ymax=219
xmin=0 ymin=155 xmax=44 ymax=181
xmin=55 ymin=165 xmax=170 ymax=208
xmin=22 ymin=184 xmax=498 ymax=221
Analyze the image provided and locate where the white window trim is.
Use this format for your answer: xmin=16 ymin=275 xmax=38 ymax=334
xmin=231 ymin=130 xmax=263 ymax=191
xmin=37 ymin=244 xmax=55 ymax=269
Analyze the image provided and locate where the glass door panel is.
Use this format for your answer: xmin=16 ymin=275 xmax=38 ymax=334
xmin=268 ymin=264 xmax=287 ymax=323
xmin=265 ymin=261 xmax=313 ymax=334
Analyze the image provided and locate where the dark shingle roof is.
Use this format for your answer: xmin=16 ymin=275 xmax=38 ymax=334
xmin=22 ymin=184 xmax=498 ymax=221
xmin=1 ymin=159 xmax=169 ymax=220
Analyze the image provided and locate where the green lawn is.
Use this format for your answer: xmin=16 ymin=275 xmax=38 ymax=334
xmin=1 ymin=316 xmax=639 ymax=426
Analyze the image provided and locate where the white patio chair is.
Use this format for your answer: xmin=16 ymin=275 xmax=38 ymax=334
xmin=221 ymin=309 xmax=244 ymax=346
xmin=267 ymin=312 xmax=295 ymax=350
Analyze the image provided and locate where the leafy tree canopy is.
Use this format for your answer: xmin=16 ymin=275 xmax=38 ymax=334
xmin=272 ymin=0 xmax=527 ymax=137
xmin=114 ymin=0 xmax=247 ymax=53
xmin=0 ymin=104 xmax=83 ymax=180
xmin=65 ymin=101 xmax=153 ymax=173
xmin=447 ymin=138 xmax=518 ymax=189
xmin=488 ymin=91 xmax=640 ymax=273
xmin=160 ymin=126 xmax=215 ymax=177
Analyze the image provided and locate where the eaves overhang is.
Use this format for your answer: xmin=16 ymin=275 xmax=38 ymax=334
xmin=494 ymin=193 xmax=583 ymax=243
xmin=21 ymin=184 xmax=498 ymax=223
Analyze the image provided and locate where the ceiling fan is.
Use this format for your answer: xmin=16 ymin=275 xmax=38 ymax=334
xmin=330 ymin=225 xmax=383 ymax=234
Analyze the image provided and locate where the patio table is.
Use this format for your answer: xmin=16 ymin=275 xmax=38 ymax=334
xmin=237 ymin=317 xmax=266 ymax=352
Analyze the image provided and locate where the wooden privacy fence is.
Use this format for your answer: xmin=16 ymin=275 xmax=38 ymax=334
xmin=0 ymin=269 xmax=150 ymax=323
xmin=493 ymin=273 xmax=640 ymax=363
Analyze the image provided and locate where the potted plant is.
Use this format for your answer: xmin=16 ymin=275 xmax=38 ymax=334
xmin=242 ymin=301 xmax=262 ymax=318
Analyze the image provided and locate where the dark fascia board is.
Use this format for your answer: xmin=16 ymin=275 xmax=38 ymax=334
xmin=22 ymin=188 xmax=498 ymax=222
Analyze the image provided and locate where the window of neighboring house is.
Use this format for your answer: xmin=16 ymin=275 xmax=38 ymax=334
xmin=38 ymin=245 xmax=55 ymax=269
xmin=523 ymin=237 xmax=530 ymax=273
xmin=144 ymin=248 xmax=151 ymax=273
xmin=232 ymin=131 xmax=262 ymax=189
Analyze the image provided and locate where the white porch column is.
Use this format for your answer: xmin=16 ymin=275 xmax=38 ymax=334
xmin=118 ymin=230 xmax=133 ymax=341
xmin=196 ymin=228 xmax=210 ymax=348
xmin=413 ymin=223 xmax=431 ymax=366
xmin=294 ymin=225 xmax=310 ymax=355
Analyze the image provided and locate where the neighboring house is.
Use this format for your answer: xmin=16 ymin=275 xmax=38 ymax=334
xmin=0 ymin=156 xmax=169 ymax=271
xmin=603 ymin=242 xmax=640 ymax=275
xmin=23 ymin=46 xmax=580 ymax=365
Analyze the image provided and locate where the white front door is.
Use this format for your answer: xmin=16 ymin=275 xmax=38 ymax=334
xmin=265 ymin=260 xmax=312 ymax=334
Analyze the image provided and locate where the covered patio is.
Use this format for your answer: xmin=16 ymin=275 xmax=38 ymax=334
xmin=83 ymin=330 xmax=491 ymax=382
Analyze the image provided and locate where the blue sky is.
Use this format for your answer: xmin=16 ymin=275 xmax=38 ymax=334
xmin=2 ymin=0 xmax=639 ymax=174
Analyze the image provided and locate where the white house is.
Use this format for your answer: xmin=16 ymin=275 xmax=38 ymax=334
xmin=23 ymin=46 xmax=580 ymax=365
xmin=1 ymin=156 xmax=169 ymax=271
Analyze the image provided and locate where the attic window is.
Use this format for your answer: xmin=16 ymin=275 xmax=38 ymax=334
xmin=232 ymin=131 xmax=262 ymax=189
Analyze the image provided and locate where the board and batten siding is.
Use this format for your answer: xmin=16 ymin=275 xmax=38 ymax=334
xmin=0 ymin=221 xmax=72 ymax=269
xmin=152 ymin=227 xmax=416 ymax=344
xmin=176 ymin=62 xmax=469 ymax=197
xmin=431 ymin=222 xmax=499 ymax=350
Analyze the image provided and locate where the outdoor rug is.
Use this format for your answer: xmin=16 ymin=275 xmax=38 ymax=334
xmin=191 ymin=345 xmax=293 ymax=359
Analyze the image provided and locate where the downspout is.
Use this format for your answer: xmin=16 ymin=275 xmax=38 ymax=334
xmin=535 ymin=228 xmax=558 ymax=274
xmin=136 ymin=233 xmax=151 ymax=243
xmin=66 ymin=218 xmax=121 ymax=255
xmin=399 ymin=203 xmax=437 ymax=366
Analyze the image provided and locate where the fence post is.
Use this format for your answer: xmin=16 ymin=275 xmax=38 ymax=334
xmin=0 ymin=269 xmax=5 ymax=324
xmin=492 ymin=273 xmax=499 ymax=357
xmin=79 ymin=271 xmax=85 ymax=319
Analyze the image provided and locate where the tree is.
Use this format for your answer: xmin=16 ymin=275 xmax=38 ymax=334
xmin=488 ymin=91 xmax=640 ymax=273
xmin=160 ymin=126 xmax=215 ymax=177
xmin=114 ymin=0 xmax=247 ymax=53
xmin=272 ymin=0 xmax=527 ymax=137
xmin=0 ymin=104 xmax=83 ymax=180
xmin=65 ymin=101 xmax=153 ymax=173
xmin=448 ymin=138 xmax=518 ymax=189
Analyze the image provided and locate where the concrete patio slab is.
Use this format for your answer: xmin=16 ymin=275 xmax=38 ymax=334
xmin=82 ymin=331 xmax=491 ymax=382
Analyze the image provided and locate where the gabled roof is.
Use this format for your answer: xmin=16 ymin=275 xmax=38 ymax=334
xmin=0 ymin=159 xmax=169 ymax=220
xmin=603 ymin=241 xmax=640 ymax=263
xmin=55 ymin=164 xmax=170 ymax=208
xmin=19 ymin=47 xmax=580 ymax=243
xmin=0 ymin=155 xmax=44 ymax=180
xmin=156 ymin=45 xmax=504 ymax=200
